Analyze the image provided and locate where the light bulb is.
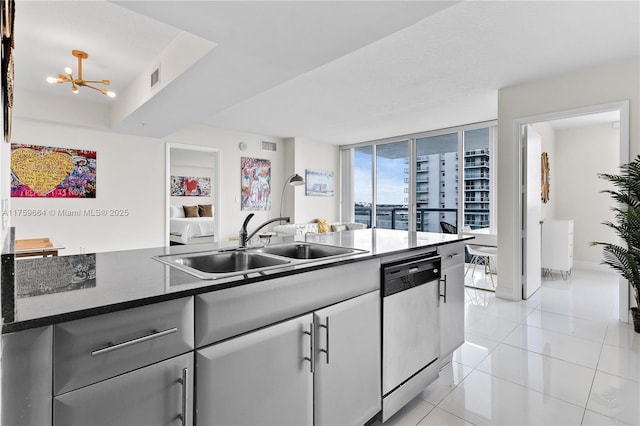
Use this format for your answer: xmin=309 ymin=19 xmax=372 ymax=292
xmin=106 ymin=91 xmax=116 ymax=98
xmin=46 ymin=76 xmax=57 ymax=84
xmin=71 ymin=86 xmax=79 ymax=94
xmin=65 ymin=66 xmax=73 ymax=75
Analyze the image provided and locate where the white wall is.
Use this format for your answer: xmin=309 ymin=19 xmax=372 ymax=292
xmin=8 ymin=88 xmax=342 ymax=251
xmin=10 ymin=118 xmax=165 ymax=254
xmin=280 ymin=138 xmax=297 ymax=222
xmin=555 ymin=123 xmax=619 ymax=264
xmin=8 ymin=118 xmax=288 ymax=253
xmin=497 ymin=57 xmax=639 ymax=301
xmin=291 ymin=137 xmax=341 ymax=223
xmin=165 ymin=125 xmax=286 ymax=243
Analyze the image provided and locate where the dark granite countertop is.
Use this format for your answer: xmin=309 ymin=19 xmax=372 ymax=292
xmin=1 ymin=229 xmax=471 ymax=334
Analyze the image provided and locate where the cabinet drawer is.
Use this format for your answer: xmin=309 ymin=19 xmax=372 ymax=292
xmin=54 ymin=297 xmax=194 ymax=395
xmin=54 ymin=352 xmax=193 ymax=426
xmin=438 ymin=242 xmax=465 ymax=270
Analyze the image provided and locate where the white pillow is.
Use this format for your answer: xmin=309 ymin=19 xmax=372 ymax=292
xmin=170 ymin=205 xmax=185 ymax=218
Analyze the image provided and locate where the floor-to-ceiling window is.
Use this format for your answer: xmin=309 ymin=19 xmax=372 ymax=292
xmin=463 ymin=127 xmax=492 ymax=230
xmin=416 ymin=133 xmax=458 ymax=232
xmin=353 ymin=146 xmax=373 ymax=227
xmin=376 ymin=141 xmax=409 ymax=229
xmin=343 ymin=121 xmax=496 ymax=232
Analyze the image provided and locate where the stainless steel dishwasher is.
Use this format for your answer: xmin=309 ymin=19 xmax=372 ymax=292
xmin=381 ymin=253 xmax=441 ymax=422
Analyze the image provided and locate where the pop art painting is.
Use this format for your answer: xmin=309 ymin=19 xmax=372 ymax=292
xmin=171 ymin=176 xmax=211 ymax=196
xmin=10 ymin=143 xmax=96 ymax=198
xmin=241 ymin=157 xmax=271 ymax=211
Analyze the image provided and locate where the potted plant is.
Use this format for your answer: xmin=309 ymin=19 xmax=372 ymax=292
xmin=591 ymin=156 xmax=640 ymax=333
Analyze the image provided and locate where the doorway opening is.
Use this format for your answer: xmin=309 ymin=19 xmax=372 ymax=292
xmin=165 ymin=142 xmax=221 ymax=246
xmin=516 ymin=100 xmax=630 ymax=322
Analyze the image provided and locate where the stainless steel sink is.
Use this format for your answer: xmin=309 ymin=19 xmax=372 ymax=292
xmin=154 ymin=242 xmax=368 ymax=280
xmin=258 ymin=242 xmax=359 ymax=259
xmin=175 ymin=251 xmax=289 ymax=273
xmin=155 ymin=250 xmax=291 ymax=279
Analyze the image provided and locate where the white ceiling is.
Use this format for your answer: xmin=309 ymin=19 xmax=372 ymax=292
xmin=12 ymin=1 xmax=640 ymax=145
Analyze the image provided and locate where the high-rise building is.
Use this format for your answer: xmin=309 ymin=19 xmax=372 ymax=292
xmin=416 ymin=152 xmax=458 ymax=231
xmin=354 ymin=146 xmax=490 ymax=232
xmin=463 ymin=148 xmax=491 ymax=229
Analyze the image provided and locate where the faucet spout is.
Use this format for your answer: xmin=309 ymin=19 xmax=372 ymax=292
xmin=239 ymin=215 xmax=290 ymax=247
xmin=241 ymin=213 xmax=255 ymax=231
xmin=239 ymin=213 xmax=255 ymax=247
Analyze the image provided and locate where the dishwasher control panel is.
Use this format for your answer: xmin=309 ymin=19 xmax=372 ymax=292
xmin=382 ymin=254 xmax=441 ymax=297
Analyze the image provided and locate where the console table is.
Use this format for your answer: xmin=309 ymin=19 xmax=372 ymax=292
xmin=15 ymin=238 xmax=64 ymax=258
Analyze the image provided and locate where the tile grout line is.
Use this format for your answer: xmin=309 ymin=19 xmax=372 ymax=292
xmin=580 ymin=317 xmax=611 ymax=425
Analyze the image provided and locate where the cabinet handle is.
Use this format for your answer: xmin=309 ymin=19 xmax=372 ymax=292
xmin=91 ymin=327 xmax=178 ymax=356
xmin=177 ymin=367 xmax=188 ymax=426
xmin=303 ymin=323 xmax=314 ymax=374
xmin=319 ymin=317 xmax=330 ymax=364
xmin=439 ymin=275 xmax=447 ymax=303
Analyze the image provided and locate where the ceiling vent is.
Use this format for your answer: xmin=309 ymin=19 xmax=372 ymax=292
xmin=150 ymin=66 xmax=160 ymax=88
xmin=261 ymin=141 xmax=277 ymax=152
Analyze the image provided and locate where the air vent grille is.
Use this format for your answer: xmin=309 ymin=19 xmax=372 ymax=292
xmin=261 ymin=141 xmax=277 ymax=152
xmin=150 ymin=67 xmax=160 ymax=88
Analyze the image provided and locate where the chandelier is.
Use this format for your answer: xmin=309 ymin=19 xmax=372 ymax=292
xmin=47 ymin=50 xmax=115 ymax=98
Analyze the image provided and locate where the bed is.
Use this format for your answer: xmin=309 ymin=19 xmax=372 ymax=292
xmin=169 ymin=205 xmax=215 ymax=245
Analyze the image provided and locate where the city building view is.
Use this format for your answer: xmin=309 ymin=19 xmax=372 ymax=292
xmin=354 ymin=126 xmax=492 ymax=232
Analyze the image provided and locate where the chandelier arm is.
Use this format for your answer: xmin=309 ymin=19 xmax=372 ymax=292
xmin=83 ymin=84 xmax=103 ymax=92
xmin=84 ymin=84 xmax=111 ymax=96
xmin=82 ymin=79 xmax=110 ymax=85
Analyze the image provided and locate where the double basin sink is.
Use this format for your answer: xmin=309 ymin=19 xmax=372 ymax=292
xmin=154 ymin=242 xmax=368 ymax=280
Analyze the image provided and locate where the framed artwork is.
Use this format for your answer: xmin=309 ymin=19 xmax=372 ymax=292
xmin=1 ymin=0 xmax=15 ymax=142
xmin=171 ymin=176 xmax=211 ymax=196
xmin=11 ymin=143 xmax=97 ymax=198
xmin=305 ymin=169 xmax=334 ymax=197
xmin=541 ymin=152 xmax=550 ymax=203
xmin=241 ymin=157 xmax=271 ymax=210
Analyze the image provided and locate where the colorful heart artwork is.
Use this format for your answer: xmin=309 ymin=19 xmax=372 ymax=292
xmin=11 ymin=144 xmax=96 ymax=198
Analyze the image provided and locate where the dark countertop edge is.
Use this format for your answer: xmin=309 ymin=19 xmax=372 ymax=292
xmin=1 ymin=237 xmax=472 ymax=335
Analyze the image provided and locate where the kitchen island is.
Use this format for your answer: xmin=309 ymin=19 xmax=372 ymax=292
xmin=1 ymin=228 xmax=470 ymax=425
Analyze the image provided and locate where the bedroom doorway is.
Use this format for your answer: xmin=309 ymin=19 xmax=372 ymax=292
xmin=165 ymin=142 xmax=221 ymax=246
xmin=515 ymin=100 xmax=630 ymax=322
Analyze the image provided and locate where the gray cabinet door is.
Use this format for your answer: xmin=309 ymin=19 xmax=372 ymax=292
xmin=439 ymin=251 xmax=465 ymax=363
xmin=314 ymin=291 xmax=381 ymax=426
xmin=196 ymin=314 xmax=314 ymax=426
xmin=53 ymin=352 xmax=193 ymax=426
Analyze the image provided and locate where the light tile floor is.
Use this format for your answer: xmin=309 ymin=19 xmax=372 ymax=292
xmin=379 ymin=267 xmax=640 ymax=425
